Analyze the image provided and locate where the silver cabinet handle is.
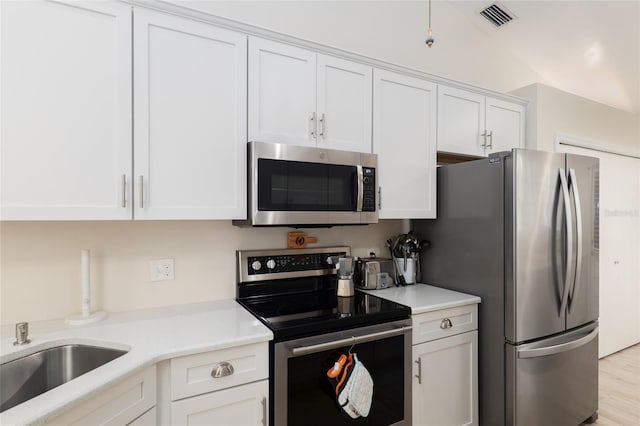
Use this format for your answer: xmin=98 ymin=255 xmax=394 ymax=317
xmin=568 ymin=168 xmax=583 ymax=309
xmin=558 ymin=169 xmax=574 ymax=315
xmin=378 ymin=186 xmax=382 ymax=209
xmin=139 ymin=175 xmax=144 ymax=209
xmin=211 ymin=361 xmax=234 ymax=379
xmin=487 ymin=130 xmax=493 ymax=149
xmin=481 ymin=131 xmax=487 ymax=148
xmin=309 ymin=112 xmax=317 ymax=139
xmin=440 ymin=318 xmax=453 ymax=329
xmin=318 ymin=113 xmax=325 ymax=137
xmin=261 ymin=396 xmax=267 ymax=426
xmin=414 ymin=357 xmax=422 ymax=384
xmin=121 ymin=175 xmax=127 ymax=208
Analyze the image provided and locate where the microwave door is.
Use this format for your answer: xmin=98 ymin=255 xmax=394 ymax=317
xmin=327 ymin=163 xmax=361 ymax=224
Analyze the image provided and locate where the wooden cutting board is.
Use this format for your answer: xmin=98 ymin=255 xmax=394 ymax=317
xmin=287 ymin=231 xmax=318 ymax=249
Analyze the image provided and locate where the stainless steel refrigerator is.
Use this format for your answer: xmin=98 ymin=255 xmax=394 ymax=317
xmin=413 ymin=149 xmax=599 ymax=426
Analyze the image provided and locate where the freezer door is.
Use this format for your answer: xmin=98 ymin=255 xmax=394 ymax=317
xmin=506 ymin=322 xmax=598 ymax=426
xmin=506 ymin=150 xmax=568 ymax=342
xmin=566 ymin=154 xmax=599 ymax=329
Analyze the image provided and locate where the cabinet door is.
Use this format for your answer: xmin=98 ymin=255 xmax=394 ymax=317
xmin=171 ymin=380 xmax=268 ymax=426
xmin=437 ymin=86 xmax=486 ymax=157
xmin=485 ymin=97 xmax=525 ymax=154
xmin=49 ymin=367 xmax=156 ymax=425
xmin=133 ymin=9 xmax=247 ymax=219
xmin=317 ymin=55 xmax=372 ymax=152
xmin=248 ymin=37 xmax=316 ymax=146
xmin=1 ymin=0 xmax=132 ymax=220
xmin=413 ymin=331 xmax=478 ymax=426
xmin=373 ymin=70 xmax=437 ymax=219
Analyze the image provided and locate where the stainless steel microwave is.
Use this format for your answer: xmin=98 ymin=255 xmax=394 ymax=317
xmin=234 ymin=142 xmax=378 ymax=227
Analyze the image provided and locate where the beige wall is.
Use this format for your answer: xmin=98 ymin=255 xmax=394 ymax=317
xmin=511 ymin=83 xmax=640 ymax=154
xmin=0 ymin=220 xmax=405 ymax=324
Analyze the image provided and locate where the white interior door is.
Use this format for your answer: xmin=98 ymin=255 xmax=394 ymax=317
xmin=1 ymin=0 xmax=132 ymax=220
xmin=316 ymin=55 xmax=372 ymax=152
xmin=134 ymin=9 xmax=247 ymax=220
xmin=559 ymin=143 xmax=640 ymax=357
xmin=248 ymin=37 xmax=316 ymax=146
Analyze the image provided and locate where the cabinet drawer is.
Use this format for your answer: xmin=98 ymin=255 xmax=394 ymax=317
xmin=413 ymin=304 xmax=477 ymax=345
xmin=170 ymin=342 xmax=268 ymax=400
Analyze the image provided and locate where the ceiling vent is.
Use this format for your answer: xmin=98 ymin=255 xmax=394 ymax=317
xmin=479 ymin=3 xmax=516 ymax=28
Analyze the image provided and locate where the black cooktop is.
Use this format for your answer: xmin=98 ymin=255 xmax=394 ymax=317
xmin=238 ymin=277 xmax=410 ymax=341
xmin=236 ymin=247 xmax=410 ymax=342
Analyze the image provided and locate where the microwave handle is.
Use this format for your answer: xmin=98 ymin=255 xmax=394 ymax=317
xmin=356 ymin=165 xmax=364 ymax=212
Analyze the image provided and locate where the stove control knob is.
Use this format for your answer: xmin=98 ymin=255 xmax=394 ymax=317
xmin=251 ymin=260 xmax=262 ymax=271
xmin=266 ymin=259 xmax=276 ymax=270
xmin=326 ymin=256 xmax=334 ymax=265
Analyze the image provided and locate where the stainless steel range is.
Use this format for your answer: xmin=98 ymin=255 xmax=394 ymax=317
xmin=236 ymin=246 xmax=412 ymax=426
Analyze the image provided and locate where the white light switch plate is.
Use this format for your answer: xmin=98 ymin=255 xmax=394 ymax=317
xmin=150 ymin=258 xmax=175 ymax=282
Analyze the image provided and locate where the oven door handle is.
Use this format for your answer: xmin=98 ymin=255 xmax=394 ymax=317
xmin=290 ymin=326 xmax=412 ymax=357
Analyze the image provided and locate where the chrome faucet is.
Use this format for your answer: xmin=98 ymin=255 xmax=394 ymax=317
xmin=13 ymin=322 xmax=31 ymax=345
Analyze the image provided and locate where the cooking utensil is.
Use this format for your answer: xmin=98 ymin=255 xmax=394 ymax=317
xmin=386 ymin=239 xmax=402 ymax=287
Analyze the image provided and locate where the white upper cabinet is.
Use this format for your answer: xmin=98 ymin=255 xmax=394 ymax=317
xmin=316 ymin=55 xmax=373 ymax=152
xmin=437 ymin=85 xmax=525 ymax=157
xmin=373 ymin=69 xmax=437 ymax=219
xmin=133 ymin=9 xmax=247 ymax=220
xmin=249 ymin=37 xmax=373 ymax=152
xmin=485 ymin=97 xmax=526 ymax=154
xmin=1 ymin=0 xmax=132 ymax=220
xmin=248 ymin=38 xmax=316 ymax=147
xmin=437 ymin=86 xmax=486 ymax=157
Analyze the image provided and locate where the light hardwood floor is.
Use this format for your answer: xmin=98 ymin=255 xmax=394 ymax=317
xmin=593 ymin=343 xmax=640 ymax=425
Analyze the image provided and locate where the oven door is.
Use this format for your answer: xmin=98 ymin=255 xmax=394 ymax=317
xmin=273 ymin=320 xmax=412 ymax=426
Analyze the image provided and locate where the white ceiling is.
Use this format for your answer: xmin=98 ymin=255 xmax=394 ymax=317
xmin=447 ymin=0 xmax=640 ymax=113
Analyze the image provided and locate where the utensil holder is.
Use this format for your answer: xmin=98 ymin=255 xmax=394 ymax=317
xmin=393 ymin=257 xmax=416 ymax=284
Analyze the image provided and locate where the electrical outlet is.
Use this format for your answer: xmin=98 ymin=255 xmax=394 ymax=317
xmin=150 ymin=258 xmax=175 ymax=282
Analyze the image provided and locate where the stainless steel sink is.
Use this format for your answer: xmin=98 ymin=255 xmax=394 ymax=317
xmin=0 ymin=344 xmax=128 ymax=412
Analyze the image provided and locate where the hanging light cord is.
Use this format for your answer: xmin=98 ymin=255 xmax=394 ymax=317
xmin=426 ymin=0 xmax=435 ymax=47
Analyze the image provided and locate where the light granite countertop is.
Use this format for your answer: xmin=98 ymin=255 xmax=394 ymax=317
xmin=361 ymin=283 xmax=481 ymax=314
xmin=0 ymin=300 xmax=272 ymax=425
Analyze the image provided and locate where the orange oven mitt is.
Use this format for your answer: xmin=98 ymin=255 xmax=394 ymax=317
xmin=326 ymin=353 xmax=374 ymax=418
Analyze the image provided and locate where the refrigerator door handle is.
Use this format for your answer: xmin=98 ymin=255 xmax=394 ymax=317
xmin=517 ymin=326 xmax=598 ymax=359
xmin=568 ymin=168 xmax=583 ymax=308
xmin=558 ymin=169 xmax=573 ymax=316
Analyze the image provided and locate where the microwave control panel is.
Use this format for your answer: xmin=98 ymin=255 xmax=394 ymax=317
xmin=362 ymin=167 xmax=376 ymax=212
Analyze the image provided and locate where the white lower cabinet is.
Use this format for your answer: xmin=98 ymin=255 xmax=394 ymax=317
xmin=128 ymin=407 xmax=157 ymax=426
xmin=171 ymin=380 xmax=268 ymax=425
xmin=48 ymin=366 xmax=156 ymax=425
xmin=159 ymin=342 xmax=269 ymax=426
xmin=412 ymin=305 xmax=478 ymax=426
